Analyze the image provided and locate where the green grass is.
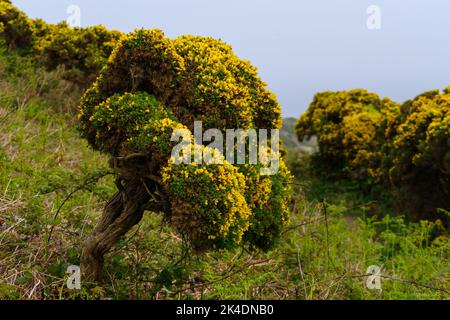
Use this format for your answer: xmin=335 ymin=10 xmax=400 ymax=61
xmin=0 ymin=44 xmax=449 ymax=300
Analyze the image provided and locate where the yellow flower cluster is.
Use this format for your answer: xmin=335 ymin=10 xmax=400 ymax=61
xmin=79 ymin=91 xmax=188 ymax=164
xmin=173 ymin=35 xmax=281 ymax=129
xmin=162 ymin=158 xmax=251 ymax=250
xmin=160 ymin=144 xmax=293 ymax=251
xmin=80 ymin=29 xmax=282 ymax=135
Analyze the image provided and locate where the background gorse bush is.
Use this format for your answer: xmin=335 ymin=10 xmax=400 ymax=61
xmin=296 ymin=88 xmax=450 ymax=222
xmin=0 ymin=0 xmax=123 ymax=87
xmin=387 ymin=89 xmax=450 ymax=220
xmin=295 ymin=89 xmax=398 ymax=183
xmin=33 ymin=22 xmax=122 ymax=86
xmin=0 ymin=0 xmax=34 ymax=50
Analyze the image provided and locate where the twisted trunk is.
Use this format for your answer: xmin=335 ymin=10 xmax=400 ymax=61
xmin=80 ymin=177 xmax=148 ymax=281
xmin=80 ymin=154 xmax=170 ymax=282
xmin=81 ymin=176 xmax=167 ymax=281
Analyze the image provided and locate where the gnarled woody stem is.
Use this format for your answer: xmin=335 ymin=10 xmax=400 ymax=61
xmin=80 ymin=175 xmax=165 ymax=281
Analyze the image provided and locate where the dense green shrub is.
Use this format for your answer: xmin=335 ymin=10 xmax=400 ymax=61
xmin=79 ymin=29 xmax=291 ymax=250
xmin=386 ymin=89 xmax=450 ymax=220
xmin=296 ymin=89 xmax=398 ymax=183
xmin=297 ymin=88 xmax=449 ymax=221
xmin=0 ymin=1 xmax=122 ymax=86
xmin=78 ymin=29 xmax=291 ymax=278
xmin=83 ymin=90 xmax=188 ymax=168
xmin=33 ymin=22 xmax=122 ymax=86
xmin=0 ymin=0 xmax=34 ymax=50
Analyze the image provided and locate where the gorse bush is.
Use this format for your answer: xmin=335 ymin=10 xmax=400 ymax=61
xmin=83 ymin=29 xmax=281 ymax=131
xmin=0 ymin=1 xmax=123 ymax=86
xmin=296 ymin=88 xmax=450 ymax=222
xmin=1 ymin=3 xmax=448 ymax=300
xmin=78 ymin=29 xmax=292 ymax=280
xmin=33 ymin=22 xmax=122 ymax=86
xmin=296 ymin=89 xmax=398 ymax=182
xmin=386 ymin=88 xmax=450 ymax=220
xmin=0 ymin=0 xmax=34 ymax=50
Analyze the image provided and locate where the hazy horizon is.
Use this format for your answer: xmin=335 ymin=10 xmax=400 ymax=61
xmin=12 ymin=0 xmax=450 ymax=117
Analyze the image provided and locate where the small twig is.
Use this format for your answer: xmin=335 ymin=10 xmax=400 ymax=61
xmin=322 ymin=201 xmax=332 ymax=270
xmin=27 ymin=280 xmax=41 ymax=299
xmin=143 ymin=174 xmax=162 ymax=184
xmin=46 ymin=170 xmax=113 ymax=244
xmin=295 ymin=272 xmax=450 ymax=296
xmin=114 ymin=153 xmax=148 ymax=162
xmin=379 ymin=275 xmax=450 ymax=295
xmin=296 ymin=247 xmax=308 ymax=299
xmin=281 ymin=216 xmax=326 ymax=235
xmin=0 ymin=108 xmax=14 ymax=125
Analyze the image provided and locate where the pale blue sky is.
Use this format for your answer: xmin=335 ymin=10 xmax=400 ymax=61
xmin=12 ymin=0 xmax=450 ymax=117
